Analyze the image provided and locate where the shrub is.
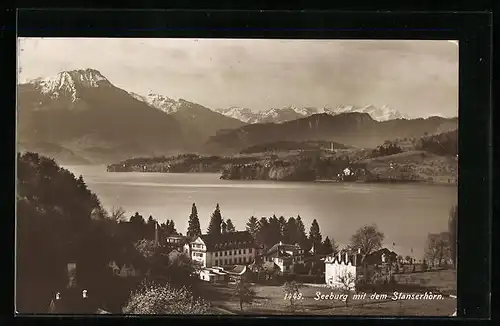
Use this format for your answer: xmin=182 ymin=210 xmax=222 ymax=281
xmin=122 ymin=281 xmax=211 ymax=314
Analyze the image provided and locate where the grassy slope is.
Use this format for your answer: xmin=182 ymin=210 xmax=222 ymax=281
xmin=357 ymin=151 xmax=458 ymax=184
xmin=198 ymin=269 xmax=456 ymax=316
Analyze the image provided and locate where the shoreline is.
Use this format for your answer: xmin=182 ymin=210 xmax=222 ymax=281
xmin=104 ymin=170 xmax=457 ymax=186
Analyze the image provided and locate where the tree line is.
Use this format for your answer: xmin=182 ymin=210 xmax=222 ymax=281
xmin=124 ymin=199 xmax=390 ymax=261
xmin=16 ymin=152 xmax=206 ymax=314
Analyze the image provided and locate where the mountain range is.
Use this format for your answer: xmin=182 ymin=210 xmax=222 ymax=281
xmin=17 ymin=68 xmax=458 ymax=164
xmin=216 ymin=104 xmax=410 ymax=124
xmin=205 ymin=113 xmax=458 ymax=154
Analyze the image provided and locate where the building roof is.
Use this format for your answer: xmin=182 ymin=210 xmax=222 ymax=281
xmin=362 ymin=248 xmax=398 ymax=265
xmin=225 ymin=265 xmax=247 ymax=275
xmin=324 ymin=248 xmax=398 ymax=266
xmin=166 ymin=234 xmax=186 ymax=239
xmin=324 ymin=252 xmax=362 ymax=266
xmin=265 ymin=243 xmax=302 ymax=257
xmin=199 ymin=231 xmax=256 ymax=251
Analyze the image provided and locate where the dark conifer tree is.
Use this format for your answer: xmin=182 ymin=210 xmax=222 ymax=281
xmin=246 ymin=216 xmax=260 ymax=240
xmin=207 ymin=203 xmax=223 ymax=236
xmin=187 ymin=203 xmax=201 ymax=238
xmin=322 ymin=236 xmax=337 ymax=255
xmin=278 ymin=216 xmax=287 ymax=240
xmin=268 ymin=215 xmax=281 ymax=244
xmin=256 ymin=217 xmax=270 ymax=248
xmin=226 ymin=219 xmax=236 ymax=233
xmin=308 ymin=219 xmax=322 ymax=253
xmin=295 ymin=215 xmax=308 ymax=250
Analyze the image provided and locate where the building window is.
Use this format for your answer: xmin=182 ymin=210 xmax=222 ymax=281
xmin=249 ymin=248 xmax=252 ymax=253
xmin=239 ymin=249 xmax=242 ymax=255
xmin=238 ymin=257 xmax=241 ymax=263
xmin=225 ymin=251 xmax=227 ymax=256
xmin=215 ymin=260 xmax=218 ymax=265
xmin=215 ymin=252 xmax=218 ymax=257
xmin=234 ymin=250 xmax=237 ymax=255
xmin=229 ymin=259 xmax=232 ymax=264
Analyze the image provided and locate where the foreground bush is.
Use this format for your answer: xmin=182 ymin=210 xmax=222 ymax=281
xmin=122 ymin=281 xmax=211 ymax=315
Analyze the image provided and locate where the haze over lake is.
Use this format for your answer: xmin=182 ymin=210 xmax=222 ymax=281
xmin=65 ymin=165 xmax=457 ymax=259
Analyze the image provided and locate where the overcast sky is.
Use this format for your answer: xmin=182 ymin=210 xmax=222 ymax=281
xmin=18 ymin=38 xmax=458 ymax=118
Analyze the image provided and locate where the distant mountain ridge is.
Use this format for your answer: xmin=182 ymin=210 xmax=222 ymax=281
xmin=206 ymin=112 xmax=458 ymax=154
xmin=216 ymin=104 xmax=412 ymax=124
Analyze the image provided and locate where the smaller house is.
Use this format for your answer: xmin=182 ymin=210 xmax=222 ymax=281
xmin=263 ymin=242 xmax=305 ymax=274
xmin=362 ymin=248 xmax=398 ymax=267
xmin=163 ymin=234 xmax=191 ymax=256
xmin=249 ymin=261 xmax=281 ymax=281
xmin=199 ymin=267 xmax=228 ymax=283
xmin=198 ymin=265 xmax=250 ymax=283
xmin=225 ymin=265 xmax=251 ymax=281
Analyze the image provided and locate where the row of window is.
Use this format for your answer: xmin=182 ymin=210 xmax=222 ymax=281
xmin=214 ymin=241 xmax=251 ymax=249
xmin=193 ymin=252 xmax=203 ymax=258
xmin=214 ymin=256 xmax=250 ymax=266
xmin=215 ymin=248 xmax=252 ymax=257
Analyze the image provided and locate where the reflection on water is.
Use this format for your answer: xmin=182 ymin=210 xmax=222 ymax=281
xmin=63 ymin=165 xmax=457 ymax=260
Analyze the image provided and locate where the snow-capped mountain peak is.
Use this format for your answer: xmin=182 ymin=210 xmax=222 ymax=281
xmin=29 ymin=68 xmax=112 ymax=102
xmin=355 ymin=104 xmax=410 ymax=121
xmin=216 ymin=104 xmax=410 ymax=123
xmin=215 ymin=107 xmax=259 ymax=123
xmin=129 ymin=92 xmax=181 ymax=114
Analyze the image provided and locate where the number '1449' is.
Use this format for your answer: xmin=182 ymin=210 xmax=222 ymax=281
xmin=284 ymin=292 xmax=302 ymax=300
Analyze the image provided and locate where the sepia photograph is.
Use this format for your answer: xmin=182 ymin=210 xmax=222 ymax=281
xmin=16 ymin=38 xmax=458 ymax=316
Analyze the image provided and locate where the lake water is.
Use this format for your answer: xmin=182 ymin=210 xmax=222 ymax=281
xmin=64 ymin=165 xmax=457 ymax=260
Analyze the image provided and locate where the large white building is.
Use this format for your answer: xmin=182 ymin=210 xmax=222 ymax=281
xmin=190 ymin=231 xmax=258 ymax=268
xmin=324 ymin=251 xmax=361 ymax=289
xmin=324 ymin=248 xmax=398 ymax=289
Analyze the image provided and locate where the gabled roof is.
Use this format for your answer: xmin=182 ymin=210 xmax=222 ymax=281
xmin=362 ymin=248 xmax=398 ymax=265
xmin=198 ymin=231 xmax=256 ymax=251
xmin=324 ymin=252 xmax=362 ymax=266
xmin=266 ymin=243 xmax=302 ymax=256
xmin=225 ymin=265 xmax=247 ymax=275
xmin=324 ymin=248 xmax=398 ymax=266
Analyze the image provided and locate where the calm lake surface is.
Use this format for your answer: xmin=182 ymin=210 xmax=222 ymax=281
xmin=64 ymin=165 xmax=457 ymax=260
